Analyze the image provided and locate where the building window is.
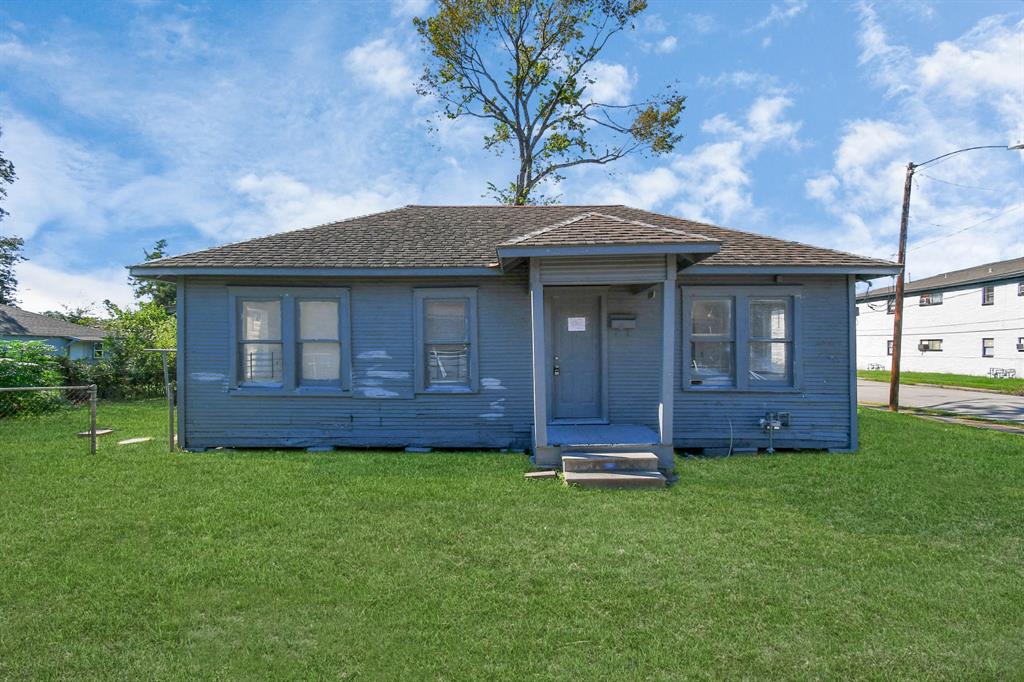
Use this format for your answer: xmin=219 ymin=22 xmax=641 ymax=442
xmin=239 ymin=299 xmax=283 ymax=385
xmin=690 ymin=297 xmax=735 ymax=387
xmin=919 ymin=292 xmax=943 ymax=306
xmin=1018 ymin=282 xmax=1024 ymax=296
xmin=982 ymin=286 xmax=994 ymax=306
xmin=414 ymin=288 xmax=478 ymax=392
xmin=982 ymin=338 xmax=994 ymax=358
xmin=748 ymin=298 xmax=792 ymax=385
xmin=92 ymin=342 xmax=104 ymax=359
xmin=886 ymin=298 xmax=896 ymax=314
xmin=230 ymin=287 xmax=350 ymax=392
xmin=887 ymin=340 xmax=893 ymax=356
xmin=683 ymin=289 xmax=799 ymax=391
xmin=1018 ymin=337 xmax=1024 ymax=352
xmin=298 ymin=300 xmax=341 ymax=386
xmin=917 ymin=339 xmax=943 ymax=352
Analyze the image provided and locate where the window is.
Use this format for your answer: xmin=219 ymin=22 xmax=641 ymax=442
xmin=239 ymin=300 xmax=283 ymax=385
xmin=683 ymin=288 xmax=800 ymax=391
xmin=92 ymin=342 xmax=104 ymax=359
xmin=230 ymin=287 xmax=350 ymax=392
xmin=414 ymin=288 xmax=478 ymax=392
xmin=887 ymin=340 xmax=893 ymax=356
xmin=886 ymin=298 xmax=896 ymax=314
xmin=298 ymin=300 xmax=341 ymax=386
xmin=1018 ymin=337 xmax=1024 ymax=352
xmin=690 ymin=298 xmax=734 ymax=387
xmin=918 ymin=339 xmax=943 ymax=352
xmin=982 ymin=338 xmax=994 ymax=358
xmin=748 ymin=298 xmax=792 ymax=385
xmin=1018 ymin=282 xmax=1024 ymax=296
xmin=982 ymin=286 xmax=994 ymax=306
xmin=919 ymin=292 xmax=943 ymax=306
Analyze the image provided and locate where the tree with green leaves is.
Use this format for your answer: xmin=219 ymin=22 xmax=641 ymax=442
xmin=130 ymin=239 xmax=176 ymax=312
xmin=415 ymin=0 xmax=685 ymax=205
xmin=0 ymin=124 xmax=23 ymax=306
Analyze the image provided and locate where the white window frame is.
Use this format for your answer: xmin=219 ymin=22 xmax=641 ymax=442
xmin=919 ymin=292 xmax=943 ymax=306
xmin=92 ymin=342 xmax=104 ymax=359
xmin=981 ymin=337 xmax=994 ymax=358
xmin=413 ymin=287 xmax=479 ymax=394
xmin=681 ymin=286 xmax=802 ymax=393
xmin=228 ymin=286 xmax=351 ymax=394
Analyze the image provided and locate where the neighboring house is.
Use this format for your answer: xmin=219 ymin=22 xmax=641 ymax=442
xmin=130 ymin=205 xmax=897 ymax=465
xmin=856 ymin=257 xmax=1024 ymax=377
xmin=0 ymin=303 xmax=108 ymax=362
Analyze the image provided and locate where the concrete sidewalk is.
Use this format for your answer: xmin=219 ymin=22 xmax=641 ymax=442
xmin=858 ymin=380 xmax=1024 ymax=424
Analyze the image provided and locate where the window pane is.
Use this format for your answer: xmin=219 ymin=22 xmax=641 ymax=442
xmin=241 ymin=343 xmax=283 ymax=383
xmin=690 ymin=341 xmax=734 ymax=386
xmin=425 ymin=299 xmax=467 ymax=342
xmin=750 ymin=299 xmax=788 ymax=339
xmin=242 ymin=300 xmax=281 ymax=340
xmin=426 ymin=343 xmax=469 ymax=386
xmin=301 ymin=342 xmax=341 ymax=382
xmin=750 ymin=341 xmax=789 ymax=383
xmin=299 ymin=300 xmax=339 ymax=340
xmin=692 ymin=299 xmax=732 ymax=336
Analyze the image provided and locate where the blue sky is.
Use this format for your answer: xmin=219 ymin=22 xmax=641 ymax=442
xmin=1 ymin=0 xmax=1021 ymax=312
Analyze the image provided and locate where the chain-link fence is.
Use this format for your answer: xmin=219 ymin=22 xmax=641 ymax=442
xmin=0 ymin=385 xmax=99 ymax=454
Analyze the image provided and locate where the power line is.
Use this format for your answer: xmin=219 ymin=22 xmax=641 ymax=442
xmin=917 ymin=173 xmax=1003 ymax=192
xmin=907 ymin=205 xmax=1023 ymax=252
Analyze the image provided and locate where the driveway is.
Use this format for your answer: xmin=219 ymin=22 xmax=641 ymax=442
xmin=858 ymin=380 xmax=1024 ymax=424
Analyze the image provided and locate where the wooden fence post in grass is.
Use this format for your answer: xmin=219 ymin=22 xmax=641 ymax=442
xmin=89 ymin=384 xmax=97 ymax=455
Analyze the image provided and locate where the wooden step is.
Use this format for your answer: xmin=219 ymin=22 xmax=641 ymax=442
xmin=561 ymin=451 xmax=659 ymax=473
xmin=563 ymin=470 xmax=667 ymax=489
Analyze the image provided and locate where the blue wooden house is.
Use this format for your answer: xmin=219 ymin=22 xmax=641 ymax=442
xmin=130 ymin=206 xmax=897 ymax=481
xmin=0 ymin=303 xmax=107 ymax=362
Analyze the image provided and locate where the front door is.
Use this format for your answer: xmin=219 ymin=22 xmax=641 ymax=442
xmin=549 ymin=290 xmax=603 ymax=421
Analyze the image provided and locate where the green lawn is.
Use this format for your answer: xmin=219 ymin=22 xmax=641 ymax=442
xmin=859 ymin=369 xmax=1024 ymax=395
xmin=2 ymin=401 xmax=1023 ymax=679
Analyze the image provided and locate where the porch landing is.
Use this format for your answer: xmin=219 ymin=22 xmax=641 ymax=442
xmin=546 ymin=423 xmax=659 ymax=447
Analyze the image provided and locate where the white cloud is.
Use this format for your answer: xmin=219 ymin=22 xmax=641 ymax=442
xmin=15 ymin=261 xmax=134 ymax=314
xmin=391 ymin=0 xmax=430 ymax=17
xmin=653 ymin=36 xmax=677 ymax=54
xmin=807 ymin=9 xmax=1024 ymax=275
xmin=343 ymin=38 xmax=415 ymax=99
xmin=685 ymin=14 xmax=716 ymax=35
xmin=750 ymin=0 xmax=808 ymax=32
xmin=580 ymin=96 xmax=803 ymax=223
xmin=585 ymin=62 xmax=635 ymax=105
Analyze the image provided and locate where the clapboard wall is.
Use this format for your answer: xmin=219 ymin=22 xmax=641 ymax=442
xmin=177 ymin=272 xmax=853 ymax=451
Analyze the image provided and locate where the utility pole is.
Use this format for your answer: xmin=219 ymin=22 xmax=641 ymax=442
xmin=888 ymin=162 xmax=914 ymax=412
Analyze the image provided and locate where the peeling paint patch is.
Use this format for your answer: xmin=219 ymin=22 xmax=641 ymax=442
xmin=358 ymin=350 xmax=392 ymax=360
xmin=480 ymin=413 xmax=504 ymax=420
xmin=359 ymin=378 xmax=384 ymax=387
xmin=367 ymin=370 xmax=409 ymax=380
xmin=191 ymin=372 xmax=225 ymax=382
xmin=481 ymin=378 xmax=506 ymax=390
xmin=357 ymin=387 xmax=400 ymax=398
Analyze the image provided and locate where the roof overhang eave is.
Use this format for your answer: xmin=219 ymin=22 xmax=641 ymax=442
xmin=682 ymin=264 xmax=901 ymax=278
xmin=127 ymin=265 xmax=506 ymax=280
xmin=496 ymin=242 xmax=721 ymax=269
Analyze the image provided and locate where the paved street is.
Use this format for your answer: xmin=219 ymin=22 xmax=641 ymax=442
xmin=858 ymin=380 xmax=1024 ymax=424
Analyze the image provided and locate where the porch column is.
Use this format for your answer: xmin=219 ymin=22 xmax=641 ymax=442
xmin=659 ymin=255 xmax=677 ymax=446
xmin=529 ymin=257 xmax=548 ymax=448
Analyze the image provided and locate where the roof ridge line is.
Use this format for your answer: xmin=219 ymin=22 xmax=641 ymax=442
xmin=501 ymin=212 xmax=598 ymax=245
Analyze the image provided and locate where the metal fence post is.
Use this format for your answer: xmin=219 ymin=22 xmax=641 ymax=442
xmin=89 ymin=384 xmax=98 ymax=455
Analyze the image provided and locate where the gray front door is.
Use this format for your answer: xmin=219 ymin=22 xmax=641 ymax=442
xmin=549 ymin=290 xmax=603 ymax=421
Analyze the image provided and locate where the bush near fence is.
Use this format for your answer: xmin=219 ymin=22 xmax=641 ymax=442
xmin=0 ymin=341 xmax=67 ymax=416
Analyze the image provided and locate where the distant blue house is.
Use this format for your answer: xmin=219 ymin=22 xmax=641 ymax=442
xmin=0 ymin=303 xmax=107 ymax=362
xmin=130 ymin=205 xmax=898 ymax=473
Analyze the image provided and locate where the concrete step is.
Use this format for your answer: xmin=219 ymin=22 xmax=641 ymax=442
xmin=561 ymin=451 xmax=660 ymax=473
xmin=563 ymin=470 xmax=667 ymax=489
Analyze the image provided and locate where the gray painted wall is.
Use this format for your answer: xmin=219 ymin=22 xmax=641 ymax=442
xmin=178 ymin=271 xmax=853 ymax=451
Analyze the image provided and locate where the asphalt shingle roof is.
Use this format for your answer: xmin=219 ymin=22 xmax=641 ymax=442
xmin=860 ymin=256 xmax=1024 ymax=300
xmin=501 ymin=211 xmax=718 ymax=247
xmin=132 ymin=205 xmax=895 ymax=272
xmin=0 ymin=304 xmax=108 ymax=342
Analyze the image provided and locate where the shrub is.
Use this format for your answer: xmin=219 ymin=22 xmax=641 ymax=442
xmin=0 ymin=340 xmax=66 ymax=416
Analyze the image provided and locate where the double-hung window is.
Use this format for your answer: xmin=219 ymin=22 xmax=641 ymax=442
xmin=982 ymin=338 xmax=994 ymax=358
xmin=919 ymin=292 xmax=942 ymax=306
xmin=240 ymin=299 xmax=284 ymax=385
xmin=414 ymin=288 xmax=478 ymax=392
xmin=231 ymin=287 xmax=350 ymax=392
xmin=683 ymin=288 xmax=800 ymax=391
xmin=982 ymin=286 xmax=995 ymax=306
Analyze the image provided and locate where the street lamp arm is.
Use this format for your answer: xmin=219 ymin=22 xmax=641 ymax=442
xmin=914 ymin=145 xmax=1020 ymax=169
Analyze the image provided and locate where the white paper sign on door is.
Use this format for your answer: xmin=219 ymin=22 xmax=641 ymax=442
xmin=567 ymin=317 xmax=587 ymax=332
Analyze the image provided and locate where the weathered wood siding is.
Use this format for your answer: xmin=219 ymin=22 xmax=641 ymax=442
xmin=178 ymin=272 xmax=854 ymax=451
xmin=539 ymin=255 xmax=667 ymax=284
xmin=674 ymin=275 xmax=854 ymax=450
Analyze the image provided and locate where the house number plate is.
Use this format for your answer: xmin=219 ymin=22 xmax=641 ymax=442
xmin=567 ymin=317 xmax=586 ymax=332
